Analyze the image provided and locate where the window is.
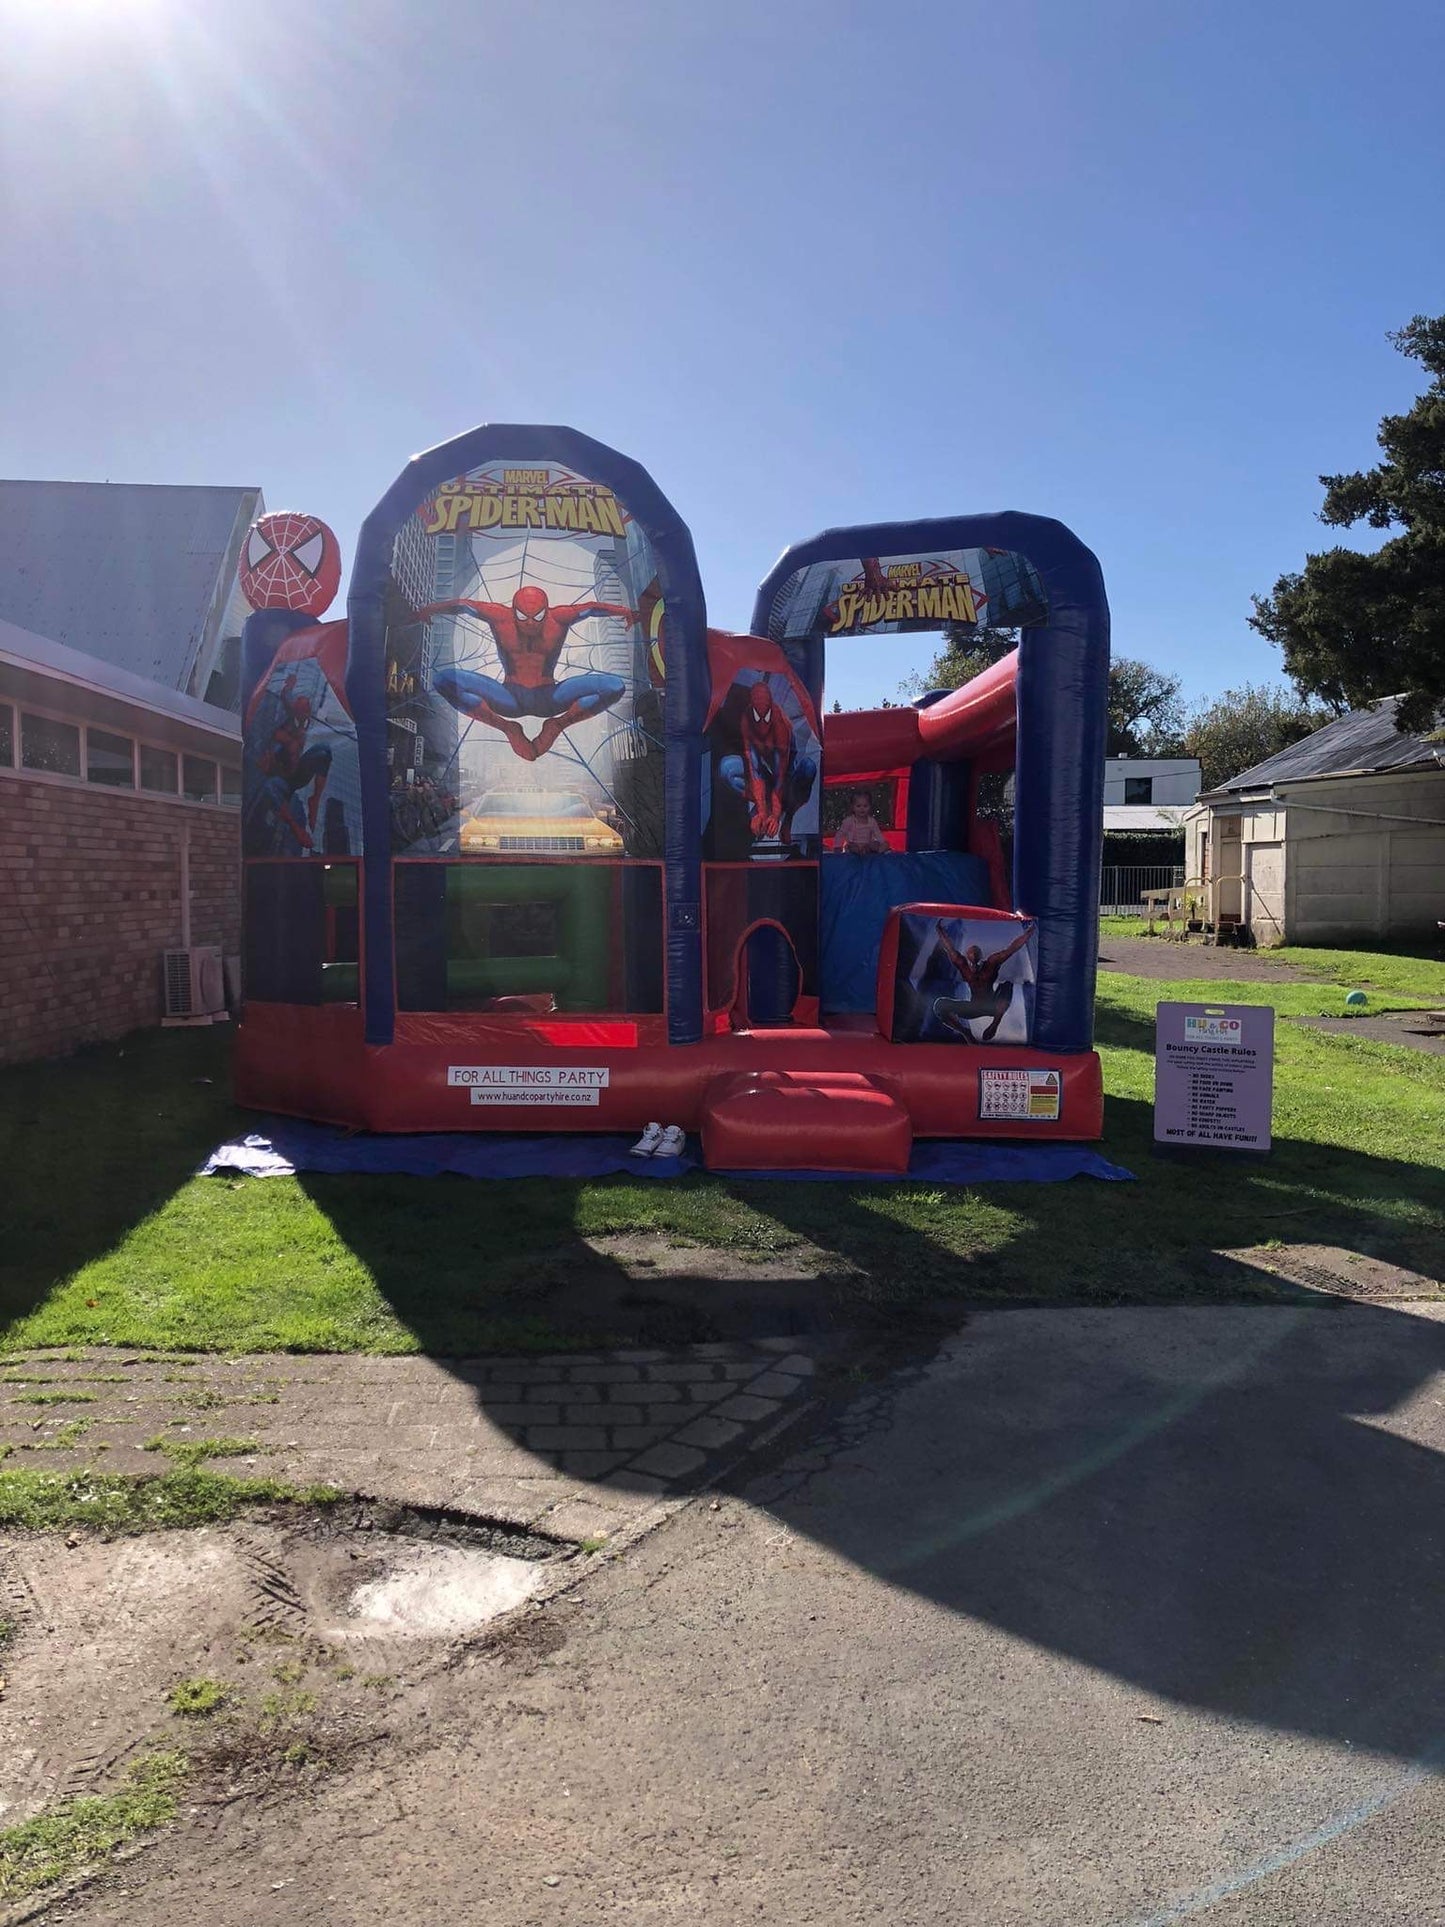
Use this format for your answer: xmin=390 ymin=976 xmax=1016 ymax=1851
xmin=1124 ymin=776 xmax=1154 ymax=805
xmin=22 ymin=712 xmax=81 ymax=778
xmin=321 ymin=863 xmax=360 ymax=1003
xmin=220 ymin=765 xmax=242 ymax=808
xmin=820 ymin=777 xmax=898 ymax=839
xmin=140 ymin=745 xmax=179 ymax=794
xmin=0 ymin=704 xmax=12 ymax=766
xmin=182 ymin=754 xmax=217 ymax=802
xmin=243 ymin=862 xmax=362 ymax=1007
xmin=87 ymin=727 xmax=135 ymax=788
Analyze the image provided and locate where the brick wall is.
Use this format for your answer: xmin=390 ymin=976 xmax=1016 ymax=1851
xmin=0 ymin=775 xmax=240 ymax=1066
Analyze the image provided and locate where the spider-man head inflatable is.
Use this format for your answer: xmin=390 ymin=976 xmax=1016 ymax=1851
xmin=239 ymin=511 xmax=341 ymax=618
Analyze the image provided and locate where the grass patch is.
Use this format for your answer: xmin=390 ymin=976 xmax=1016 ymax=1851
xmin=167 ymin=1676 xmax=232 ymax=1718
xmin=10 ymin=1391 xmax=96 ymax=1407
xmin=143 ymin=1434 xmax=260 ymax=1469
xmin=0 ymin=984 xmax=1441 ymax=1353
xmin=0 ymin=1468 xmax=339 ymax=1534
xmin=0 ymin=1750 xmax=186 ymax=1899
xmin=259 ymin=1688 xmax=317 ymax=1727
xmin=32 ymin=1417 xmax=93 ymax=1451
xmin=1266 ymin=942 xmax=1445 ymax=1001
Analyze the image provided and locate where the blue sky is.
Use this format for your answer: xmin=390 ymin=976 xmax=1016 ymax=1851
xmin=2 ymin=0 xmax=1442 ymax=710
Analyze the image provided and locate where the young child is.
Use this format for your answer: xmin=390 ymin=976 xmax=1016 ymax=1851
xmin=834 ymin=787 xmax=889 ymax=855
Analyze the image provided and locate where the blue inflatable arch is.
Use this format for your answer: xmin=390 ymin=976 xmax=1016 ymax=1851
xmin=752 ymin=513 xmax=1110 ymax=1053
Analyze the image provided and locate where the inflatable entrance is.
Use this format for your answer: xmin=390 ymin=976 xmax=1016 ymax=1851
xmin=236 ymin=425 xmax=1109 ymax=1171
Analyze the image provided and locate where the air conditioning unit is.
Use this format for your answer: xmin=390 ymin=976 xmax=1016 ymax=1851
xmin=162 ymin=946 xmax=227 ymax=1025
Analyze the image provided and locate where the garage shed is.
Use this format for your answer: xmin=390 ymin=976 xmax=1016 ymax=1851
xmin=1181 ymin=697 xmax=1445 ymax=946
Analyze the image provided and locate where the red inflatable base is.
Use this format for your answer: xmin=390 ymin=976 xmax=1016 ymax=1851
xmin=235 ymin=1005 xmax=1104 ymax=1144
xmin=701 ymin=1071 xmax=913 ymax=1174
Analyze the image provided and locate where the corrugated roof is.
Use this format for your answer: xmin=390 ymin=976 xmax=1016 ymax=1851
xmin=0 ymin=480 xmax=259 ymax=694
xmin=1203 ymin=696 xmax=1443 ymax=796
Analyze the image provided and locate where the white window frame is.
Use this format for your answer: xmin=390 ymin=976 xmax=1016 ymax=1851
xmin=18 ymin=707 xmax=84 ymax=781
xmin=85 ymin=723 xmax=139 ymax=790
xmin=0 ymin=696 xmax=238 ymax=809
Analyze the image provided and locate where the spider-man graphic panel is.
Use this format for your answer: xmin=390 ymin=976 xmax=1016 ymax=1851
xmin=242 ymin=627 xmax=361 ymax=858
xmin=421 ymin=585 xmax=636 ymax=763
xmin=889 ymin=912 xmax=1037 ymax=1045
xmin=707 ymin=668 xmax=820 ymax=857
xmin=382 ymin=457 xmax=667 ymax=860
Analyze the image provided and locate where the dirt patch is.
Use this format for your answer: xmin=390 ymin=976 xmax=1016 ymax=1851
xmin=1097 ymin=936 xmax=1309 ymax=982
xmin=554 ymin=1234 xmax=847 ymax=1342
xmin=345 ymin=1544 xmax=544 ymax=1639
xmin=1222 ymin=1242 xmax=1444 ymax=1301
xmin=0 ymin=1507 xmax=571 ymax=1836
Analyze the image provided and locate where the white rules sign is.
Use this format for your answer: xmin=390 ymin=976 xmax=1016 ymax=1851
xmin=1153 ymin=1004 xmax=1274 ymax=1152
xmin=446 ymin=1066 xmax=611 ymax=1108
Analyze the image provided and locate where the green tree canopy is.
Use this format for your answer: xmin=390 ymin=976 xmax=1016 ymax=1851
xmin=1251 ymin=315 xmax=1445 ymax=734
xmin=1182 ymin=681 xmax=1332 ymax=792
xmin=1106 ymin=657 xmax=1185 ymax=756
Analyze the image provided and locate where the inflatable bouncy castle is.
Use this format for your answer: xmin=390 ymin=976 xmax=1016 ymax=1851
xmin=236 ymin=424 xmax=1109 ymax=1173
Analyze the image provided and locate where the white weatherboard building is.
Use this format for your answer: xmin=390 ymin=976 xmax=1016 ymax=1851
xmin=1181 ymin=698 xmax=1445 ymax=945
xmin=1102 ymin=756 xmax=1201 ymax=808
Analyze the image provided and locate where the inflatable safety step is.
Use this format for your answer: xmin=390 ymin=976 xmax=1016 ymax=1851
xmin=700 ymin=1070 xmax=912 ymax=1175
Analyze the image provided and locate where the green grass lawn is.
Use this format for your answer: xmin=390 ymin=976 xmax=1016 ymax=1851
xmin=1098 ymin=918 xmax=1445 ymax=1002
xmin=1 ymin=959 xmax=1441 ymax=1356
xmin=1267 ymin=942 xmax=1445 ymax=999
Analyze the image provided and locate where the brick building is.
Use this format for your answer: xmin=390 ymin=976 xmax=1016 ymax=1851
xmin=0 ymin=617 xmax=241 ymax=1066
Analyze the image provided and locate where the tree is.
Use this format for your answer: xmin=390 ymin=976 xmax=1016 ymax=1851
xmin=1181 ymin=681 xmax=1332 ymax=792
xmin=1250 ymin=314 xmax=1445 ymax=734
xmin=898 ymin=624 xmax=1019 ymax=698
xmin=902 ymin=630 xmax=1184 ymax=755
xmin=1105 ymin=657 xmax=1185 ymax=756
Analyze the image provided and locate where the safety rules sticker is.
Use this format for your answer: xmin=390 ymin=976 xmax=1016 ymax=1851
xmin=978 ymin=1067 xmax=1062 ymax=1122
xmin=447 ymin=1066 xmax=610 ymax=1107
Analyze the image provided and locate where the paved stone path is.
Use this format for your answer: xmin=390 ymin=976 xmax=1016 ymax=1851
xmin=0 ymin=1340 xmax=822 ymax=1547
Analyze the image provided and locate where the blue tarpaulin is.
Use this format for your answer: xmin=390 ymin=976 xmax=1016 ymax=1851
xmin=200 ymin=1120 xmax=1132 ymax=1185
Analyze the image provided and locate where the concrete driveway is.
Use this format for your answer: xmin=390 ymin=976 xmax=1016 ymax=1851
xmin=48 ymin=1302 xmax=1445 ymax=1926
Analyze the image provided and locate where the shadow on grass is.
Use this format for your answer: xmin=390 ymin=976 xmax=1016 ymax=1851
xmin=0 ymin=1026 xmax=245 ymax=1330
xmin=713 ymin=1089 xmax=1442 ymax=1316
xmin=5 ymin=1031 xmax=1445 ymax=1768
xmin=306 ymin=1154 xmax=1445 ymax=1770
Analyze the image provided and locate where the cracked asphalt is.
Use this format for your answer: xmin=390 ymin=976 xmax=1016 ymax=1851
xmin=36 ymin=1302 xmax=1445 ymax=1926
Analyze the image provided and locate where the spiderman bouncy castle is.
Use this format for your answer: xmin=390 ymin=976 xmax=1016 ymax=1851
xmin=236 ymin=424 xmax=1109 ymax=1174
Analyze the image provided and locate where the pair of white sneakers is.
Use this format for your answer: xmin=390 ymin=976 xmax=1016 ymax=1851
xmin=630 ymin=1121 xmax=686 ymax=1159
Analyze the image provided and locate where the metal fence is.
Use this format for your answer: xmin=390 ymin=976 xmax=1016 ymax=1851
xmin=1099 ymin=864 xmax=1184 ymax=915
